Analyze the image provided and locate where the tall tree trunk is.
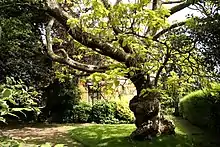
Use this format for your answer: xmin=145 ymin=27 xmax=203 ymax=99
xmin=129 ymin=72 xmax=175 ymax=140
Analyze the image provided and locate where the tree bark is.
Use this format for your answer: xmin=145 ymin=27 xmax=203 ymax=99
xmin=129 ymin=73 xmax=175 ymax=140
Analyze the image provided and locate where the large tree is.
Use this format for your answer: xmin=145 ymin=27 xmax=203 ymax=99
xmin=1 ymin=0 xmax=208 ymax=139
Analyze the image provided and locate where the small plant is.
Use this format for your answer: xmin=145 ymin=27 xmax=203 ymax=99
xmin=0 ymin=77 xmax=40 ymax=123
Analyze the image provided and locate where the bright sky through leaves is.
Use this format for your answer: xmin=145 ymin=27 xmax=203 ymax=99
xmin=109 ymin=0 xmax=202 ymax=23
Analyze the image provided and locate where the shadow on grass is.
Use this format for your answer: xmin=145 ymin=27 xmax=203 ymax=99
xmin=69 ymin=124 xmax=195 ymax=147
xmin=1 ymin=123 xmax=84 ymax=147
xmin=25 ymin=131 xmax=82 ymax=147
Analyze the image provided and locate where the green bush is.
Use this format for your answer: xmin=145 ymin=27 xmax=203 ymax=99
xmin=0 ymin=77 xmax=40 ymax=123
xmin=66 ymin=100 xmax=134 ymax=124
xmin=90 ymin=100 xmax=117 ymax=124
xmin=115 ymin=101 xmax=134 ymax=124
xmin=42 ymin=76 xmax=80 ymax=123
xmin=179 ymin=85 xmax=220 ymax=132
xmin=72 ymin=102 xmax=92 ymax=123
xmin=89 ymin=100 xmax=134 ymax=124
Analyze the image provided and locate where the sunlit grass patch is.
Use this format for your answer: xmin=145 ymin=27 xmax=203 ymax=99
xmin=69 ymin=124 xmax=194 ymax=147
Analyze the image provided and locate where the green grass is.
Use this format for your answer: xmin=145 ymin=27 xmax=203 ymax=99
xmin=1 ymin=116 xmax=220 ymax=147
xmin=69 ymin=116 xmax=220 ymax=147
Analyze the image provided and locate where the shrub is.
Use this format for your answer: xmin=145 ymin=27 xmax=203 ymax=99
xmin=89 ymin=100 xmax=134 ymax=124
xmin=115 ymin=101 xmax=134 ymax=124
xmin=65 ymin=100 xmax=134 ymax=124
xmin=0 ymin=77 xmax=40 ymax=123
xmin=42 ymin=76 xmax=80 ymax=123
xmin=90 ymin=100 xmax=117 ymax=124
xmin=179 ymin=85 xmax=220 ymax=132
xmin=72 ymin=102 xmax=92 ymax=123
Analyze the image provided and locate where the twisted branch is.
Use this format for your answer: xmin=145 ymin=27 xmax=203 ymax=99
xmin=46 ymin=18 xmax=107 ymax=73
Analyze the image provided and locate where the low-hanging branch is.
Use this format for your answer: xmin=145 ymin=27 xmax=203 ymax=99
xmin=45 ymin=0 xmax=129 ymax=63
xmin=46 ymin=18 xmax=108 ymax=73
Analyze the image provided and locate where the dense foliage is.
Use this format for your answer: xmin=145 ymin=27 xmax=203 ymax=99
xmin=41 ymin=73 xmax=80 ymax=123
xmin=187 ymin=0 xmax=220 ymax=73
xmin=72 ymin=102 xmax=92 ymax=123
xmin=179 ymin=84 xmax=220 ymax=133
xmin=0 ymin=0 xmax=53 ymax=88
xmin=69 ymin=100 xmax=134 ymax=124
xmin=0 ymin=77 xmax=40 ymax=123
xmin=90 ymin=100 xmax=134 ymax=124
xmin=90 ymin=101 xmax=118 ymax=124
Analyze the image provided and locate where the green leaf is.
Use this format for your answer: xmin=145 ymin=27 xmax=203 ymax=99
xmin=34 ymin=107 xmax=41 ymax=111
xmin=122 ymin=40 xmax=127 ymax=47
xmin=56 ymin=0 xmax=64 ymax=3
xmin=0 ymin=117 xmax=6 ymax=123
xmin=2 ymin=89 xmax=12 ymax=97
xmin=114 ymin=80 xmax=120 ymax=87
xmin=40 ymin=142 xmax=52 ymax=147
xmin=11 ymin=108 xmax=32 ymax=118
xmin=0 ymin=101 xmax=9 ymax=109
xmin=18 ymin=143 xmax=25 ymax=147
xmin=6 ymin=77 xmax=13 ymax=85
xmin=2 ymin=97 xmax=17 ymax=105
xmin=130 ymin=71 xmax=135 ymax=77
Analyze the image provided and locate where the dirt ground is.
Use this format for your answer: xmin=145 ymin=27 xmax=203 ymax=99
xmin=0 ymin=123 xmax=85 ymax=147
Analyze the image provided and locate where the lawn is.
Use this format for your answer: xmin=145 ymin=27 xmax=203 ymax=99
xmin=69 ymin=116 xmax=220 ymax=147
xmin=1 ymin=116 xmax=220 ymax=147
xmin=69 ymin=124 xmax=194 ymax=147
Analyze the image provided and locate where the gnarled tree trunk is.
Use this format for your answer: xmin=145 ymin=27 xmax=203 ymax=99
xmin=129 ymin=72 xmax=175 ymax=140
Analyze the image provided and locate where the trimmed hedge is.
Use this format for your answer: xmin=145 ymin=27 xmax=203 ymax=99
xmin=179 ymin=86 xmax=220 ymax=132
